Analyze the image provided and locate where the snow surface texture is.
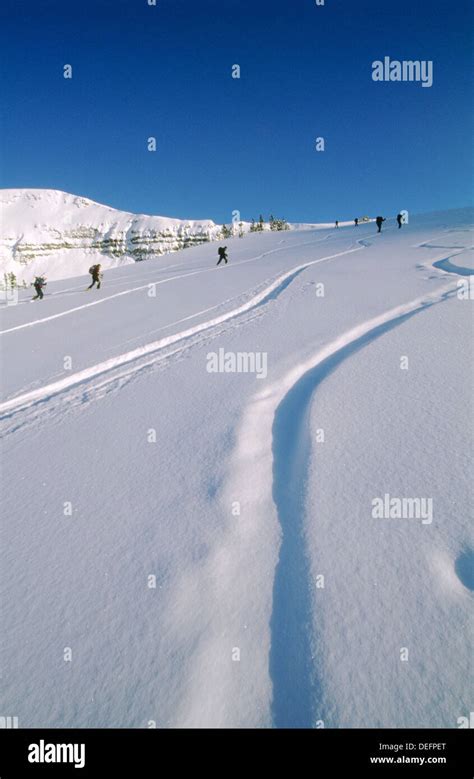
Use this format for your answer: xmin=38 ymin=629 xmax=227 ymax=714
xmin=0 ymin=207 xmax=473 ymax=728
xmin=0 ymin=189 xmax=339 ymax=283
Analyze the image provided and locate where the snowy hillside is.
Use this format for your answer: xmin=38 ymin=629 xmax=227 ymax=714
xmin=1 ymin=209 xmax=472 ymax=728
xmin=0 ymin=189 xmax=225 ymax=283
xmin=0 ymin=189 xmax=338 ymax=285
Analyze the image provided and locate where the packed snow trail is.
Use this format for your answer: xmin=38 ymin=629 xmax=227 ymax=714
xmin=0 ymin=187 xmax=352 ymax=284
xmin=1 ymin=227 xmax=370 ymax=399
xmin=0 ymin=232 xmax=337 ymax=334
xmin=0 ymin=243 xmax=366 ymax=420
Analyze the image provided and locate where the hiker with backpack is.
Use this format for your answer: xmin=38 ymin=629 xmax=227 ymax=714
xmin=375 ymin=216 xmax=386 ymax=233
xmin=32 ymin=275 xmax=47 ymax=300
xmin=87 ymin=264 xmax=102 ymax=290
xmin=216 ymin=246 xmax=228 ymax=266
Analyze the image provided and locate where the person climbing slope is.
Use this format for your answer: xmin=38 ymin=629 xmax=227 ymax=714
xmin=32 ymin=275 xmax=47 ymax=300
xmin=216 ymin=246 xmax=228 ymax=266
xmin=375 ymin=216 xmax=386 ymax=233
xmin=87 ymin=264 xmax=102 ymax=290
xmin=397 ymin=213 xmax=404 ymax=229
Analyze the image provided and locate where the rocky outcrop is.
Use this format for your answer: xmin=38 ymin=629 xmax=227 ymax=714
xmin=0 ymin=189 xmax=223 ymax=282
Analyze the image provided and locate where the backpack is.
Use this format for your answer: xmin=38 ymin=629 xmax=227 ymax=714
xmin=89 ymin=265 xmax=97 ymax=274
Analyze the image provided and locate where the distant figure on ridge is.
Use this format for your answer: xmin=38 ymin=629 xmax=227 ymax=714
xmin=375 ymin=216 xmax=386 ymax=233
xmin=397 ymin=213 xmax=404 ymax=229
xmin=32 ymin=275 xmax=47 ymax=300
xmin=217 ymin=246 xmax=228 ymax=265
xmin=335 ymin=220 xmax=339 ymax=228
xmin=354 ymin=218 xmax=359 ymax=226
xmin=87 ymin=264 xmax=102 ymax=290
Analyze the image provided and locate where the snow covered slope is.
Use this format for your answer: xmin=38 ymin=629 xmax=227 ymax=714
xmin=0 ymin=189 xmax=335 ymax=285
xmin=0 ymin=189 xmax=226 ymax=283
xmin=0 ymin=209 xmax=472 ymax=728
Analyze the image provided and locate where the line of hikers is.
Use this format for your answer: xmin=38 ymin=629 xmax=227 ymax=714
xmin=218 ymin=210 xmax=405 ymax=265
xmin=335 ymin=213 xmax=405 ymax=232
xmin=31 ymin=264 xmax=103 ymax=300
xmin=30 ymin=214 xmax=407 ymax=299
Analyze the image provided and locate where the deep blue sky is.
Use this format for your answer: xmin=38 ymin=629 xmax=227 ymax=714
xmin=1 ymin=0 xmax=472 ymax=222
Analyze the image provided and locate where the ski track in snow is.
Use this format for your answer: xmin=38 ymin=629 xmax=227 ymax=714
xmin=0 ymin=241 xmax=367 ymax=431
xmin=219 ymin=279 xmax=458 ymax=728
xmin=269 ymin=287 xmax=459 ymax=727
xmin=411 ymin=230 xmax=474 ymax=276
xmin=0 ymin=233 xmax=335 ymax=334
xmin=267 ymin=242 xmax=470 ymax=725
xmin=200 ymin=229 xmax=471 ymax=726
xmin=4 ymin=261 xmax=185 ymax=307
xmin=416 ymin=246 xmax=473 ymax=279
xmin=229 ymin=235 xmax=472 ymax=726
xmin=432 ymin=255 xmax=473 ymax=276
xmin=170 ymin=232 xmax=465 ymax=726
